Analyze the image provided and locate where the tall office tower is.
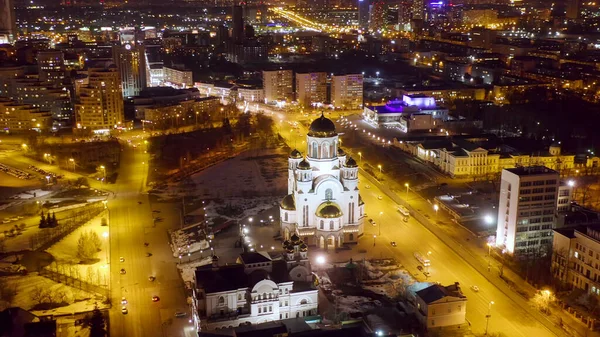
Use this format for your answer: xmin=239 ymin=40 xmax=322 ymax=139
xmin=398 ymin=1 xmax=412 ymax=29
xmin=369 ymin=0 xmax=386 ymax=32
xmin=358 ymin=0 xmax=370 ymax=30
xmin=566 ymin=0 xmax=580 ymax=19
xmin=112 ymin=44 xmax=146 ymax=98
xmin=232 ymin=5 xmax=244 ymax=44
xmin=37 ymin=50 xmax=66 ymax=86
xmin=75 ymin=66 xmax=124 ymax=131
xmin=0 ymin=0 xmax=15 ymax=44
xmin=496 ymin=166 xmax=559 ymax=256
xmin=331 ymin=74 xmax=363 ymax=110
xmin=263 ymin=70 xmax=293 ymax=103
xmin=412 ymin=0 xmax=424 ymax=20
xmin=296 ymin=72 xmax=327 ymax=108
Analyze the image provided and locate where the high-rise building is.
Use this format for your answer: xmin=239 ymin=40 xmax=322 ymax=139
xmin=144 ymin=44 xmax=163 ymax=87
xmin=263 ymin=70 xmax=293 ymax=103
xmin=566 ymin=0 xmax=580 ymax=19
xmin=412 ymin=0 xmax=424 ymax=20
xmin=358 ymin=0 xmax=370 ymax=30
xmin=331 ymin=74 xmax=364 ymax=110
xmin=13 ymin=79 xmax=72 ymax=123
xmin=0 ymin=0 xmax=16 ymax=44
xmin=369 ymin=1 xmax=386 ymax=32
xmin=112 ymin=44 xmax=146 ymax=98
xmin=296 ymin=72 xmax=327 ymax=108
xmin=232 ymin=5 xmax=244 ymax=44
xmin=37 ymin=50 xmax=66 ymax=86
xmin=398 ymin=1 xmax=412 ymax=30
xmin=75 ymin=66 xmax=124 ymax=131
xmin=496 ymin=166 xmax=559 ymax=256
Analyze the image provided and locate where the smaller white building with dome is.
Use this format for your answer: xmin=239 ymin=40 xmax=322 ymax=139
xmin=280 ymin=113 xmax=365 ymax=249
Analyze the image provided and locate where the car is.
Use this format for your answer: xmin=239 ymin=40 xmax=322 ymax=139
xmin=378 ymin=195 xmax=383 ymax=200
xmin=471 ymin=285 xmax=479 ymax=292
xmin=403 ymin=217 xmax=409 ymax=223
xmin=121 ymin=297 xmax=127 ymax=305
xmin=152 ymin=296 xmax=160 ymax=302
xmin=390 ymin=241 xmax=397 ymax=247
xmin=368 ymin=219 xmax=376 ymax=226
xmin=120 ymin=269 xmax=126 ymax=275
xmin=174 ymin=312 xmax=187 ymax=318
xmin=149 ymin=276 xmax=155 ymax=282
xmin=121 ymin=307 xmax=128 ymax=314
xmin=365 ymin=185 xmax=371 ymax=189
xmin=119 ymin=257 xmax=125 ymax=263
xmin=417 ymin=265 xmax=423 ymax=271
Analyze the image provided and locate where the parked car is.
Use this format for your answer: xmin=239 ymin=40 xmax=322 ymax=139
xmin=471 ymin=285 xmax=479 ymax=292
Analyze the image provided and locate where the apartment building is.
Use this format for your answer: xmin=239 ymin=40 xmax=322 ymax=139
xmin=0 ymin=97 xmax=52 ymax=131
xmin=37 ymin=50 xmax=66 ymax=86
xmin=74 ymin=66 xmax=124 ymax=131
xmin=263 ymin=70 xmax=293 ymax=103
xmin=496 ymin=166 xmax=559 ymax=256
xmin=295 ymin=72 xmax=327 ymax=108
xmin=331 ymin=74 xmax=363 ymax=110
xmin=163 ymin=66 xmax=193 ymax=89
xmin=553 ymin=225 xmax=600 ymax=296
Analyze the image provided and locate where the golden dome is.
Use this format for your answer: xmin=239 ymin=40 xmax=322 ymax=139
xmin=316 ymin=202 xmax=343 ymax=218
xmin=280 ymin=194 xmax=296 ymax=210
xmin=308 ymin=113 xmax=337 ymax=138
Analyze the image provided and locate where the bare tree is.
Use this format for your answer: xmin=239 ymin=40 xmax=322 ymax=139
xmin=30 ymin=285 xmax=51 ymax=305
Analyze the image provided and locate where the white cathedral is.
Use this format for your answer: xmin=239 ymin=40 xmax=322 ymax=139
xmin=280 ymin=113 xmax=365 ymax=249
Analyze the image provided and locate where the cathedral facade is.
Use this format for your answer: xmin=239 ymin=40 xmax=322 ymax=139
xmin=280 ymin=114 xmax=365 ymax=249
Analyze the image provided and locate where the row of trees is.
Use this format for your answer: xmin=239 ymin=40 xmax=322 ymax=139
xmin=39 ymin=211 xmax=58 ymax=228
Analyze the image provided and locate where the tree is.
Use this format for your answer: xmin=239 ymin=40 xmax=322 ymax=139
xmin=89 ymin=231 xmax=102 ymax=252
xmin=0 ymin=279 xmax=17 ymax=306
xmin=39 ymin=211 xmax=47 ymax=228
xmin=77 ymin=232 xmax=97 ymax=262
xmin=75 ymin=177 xmax=89 ymax=187
xmin=0 ymin=238 xmax=5 ymax=253
xmin=89 ymin=307 xmax=106 ymax=337
xmin=30 ymin=285 xmax=51 ymax=305
xmin=50 ymin=213 xmax=58 ymax=227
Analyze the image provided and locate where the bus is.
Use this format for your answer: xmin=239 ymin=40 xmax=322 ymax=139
xmin=414 ymin=252 xmax=430 ymax=267
xmin=398 ymin=205 xmax=410 ymax=217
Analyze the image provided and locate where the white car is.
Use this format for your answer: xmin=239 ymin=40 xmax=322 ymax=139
xmin=121 ymin=297 xmax=127 ymax=305
xmin=471 ymin=285 xmax=479 ymax=292
xmin=121 ymin=307 xmax=128 ymax=314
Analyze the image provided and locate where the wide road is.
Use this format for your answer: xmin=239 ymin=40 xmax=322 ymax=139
xmin=108 ymin=143 xmax=194 ymax=337
xmin=275 ymin=112 xmax=563 ymax=337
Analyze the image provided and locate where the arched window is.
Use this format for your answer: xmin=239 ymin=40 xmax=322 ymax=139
xmin=329 ymin=221 xmax=334 ymax=230
xmin=349 ymin=233 xmax=354 ymax=241
xmin=325 ymin=188 xmax=333 ymax=200
xmin=238 ymin=293 xmax=242 ymax=300
xmin=303 ymin=206 xmax=308 ymax=227
xmin=300 ymin=299 xmax=308 ymax=305
xmin=263 ymin=293 xmax=267 ymax=300
xmin=320 ymin=220 xmax=324 ymax=229
xmin=218 ymin=296 xmax=225 ymax=305
xmin=284 ymin=212 xmax=288 ymax=222
xmin=311 ymin=142 xmax=318 ymax=157
xmin=322 ymin=142 xmax=330 ymax=158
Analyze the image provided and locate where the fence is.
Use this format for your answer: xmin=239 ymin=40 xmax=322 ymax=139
xmin=29 ymin=203 xmax=105 ymax=251
xmin=40 ymin=267 xmax=109 ymax=298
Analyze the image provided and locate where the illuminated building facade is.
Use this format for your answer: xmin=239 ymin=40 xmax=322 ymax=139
xmin=75 ymin=66 xmax=124 ymax=131
xmin=263 ymin=70 xmax=293 ymax=103
xmin=295 ymin=72 xmax=326 ymax=108
xmin=331 ymin=74 xmax=363 ymax=110
xmin=112 ymin=44 xmax=146 ymax=98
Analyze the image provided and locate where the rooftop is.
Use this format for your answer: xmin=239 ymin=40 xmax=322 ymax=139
xmin=416 ymin=282 xmax=466 ymax=304
xmin=504 ymin=166 xmax=558 ymax=176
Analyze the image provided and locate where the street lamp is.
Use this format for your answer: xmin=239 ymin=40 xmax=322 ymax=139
xmin=433 ymin=204 xmax=439 ymax=216
xmin=485 ymin=301 xmax=494 ymax=335
xmin=69 ymin=158 xmax=75 ymax=172
xmin=100 ymin=165 xmax=106 ymax=183
xmin=378 ymin=211 xmax=383 ymax=236
xmin=373 ymin=235 xmax=376 ymax=246
xmin=358 ymin=152 xmax=362 ymax=162
xmin=378 ymin=164 xmax=382 ymax=173
xmin=404 ymin=183 xmax=409 ymax=196
xmin=484 ymin=214 xmax=494 ymax=225
xmin=543 ymin=290 xmax=552 ymax=313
